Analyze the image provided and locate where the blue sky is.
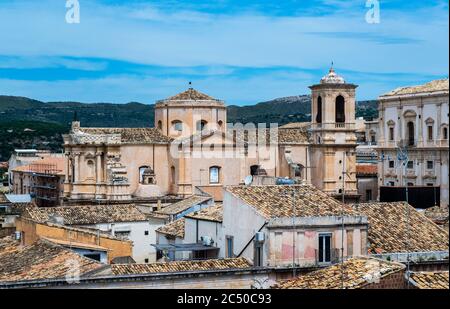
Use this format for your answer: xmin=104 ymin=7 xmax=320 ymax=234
xmin=0 ymin=0 xmax=448 ymax=105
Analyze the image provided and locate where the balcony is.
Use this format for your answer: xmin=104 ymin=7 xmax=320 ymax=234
xmin=314 ymin=248 xmax=341 ymax=266
xmin=311 ymin=123 xmax=355 ymax=131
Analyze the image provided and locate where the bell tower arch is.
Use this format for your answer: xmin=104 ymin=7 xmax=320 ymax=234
xmin=309 ymin=66 xmax=360 ymax=202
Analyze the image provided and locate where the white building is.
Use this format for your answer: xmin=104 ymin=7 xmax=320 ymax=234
xmin=377 ymin=79 xmax=449 ymax=208
xmin=222 ymin=185 xmax=368 ymax=267
xmin=155 ymin=203 xmax=223 ymax=261
xmin=21 ymin=204 xmax=163 ymax=263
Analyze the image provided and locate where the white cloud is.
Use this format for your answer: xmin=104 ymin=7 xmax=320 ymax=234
xmin=0 ymin=0 xmax=447 ymax=75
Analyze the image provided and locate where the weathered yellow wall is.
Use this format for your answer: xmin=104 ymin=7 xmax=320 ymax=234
xmin=16 ymin=218 xmax=132 ymax=263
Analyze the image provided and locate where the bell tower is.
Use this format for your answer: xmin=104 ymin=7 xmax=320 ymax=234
xmin=309 ymin=66 xmax=360 ymax=202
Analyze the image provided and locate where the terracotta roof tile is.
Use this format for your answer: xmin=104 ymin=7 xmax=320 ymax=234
xmin=12 ymin=157 xmax=66 ymax=175
xmin=273 ymin=257 xmax=405 ymax=289
xmin=409 ymin=271 xmax=449 ymax=289
xmin=356 ymin=164 xmax=378 ymax=176
xmin=157 ymin=195 xmax=212 ymax=216
xmin=156 ymin=218 xmax=185 ymax=238
xmin=167 ymin=88 xmax=216 ymax=101
xmin=0 ymin=237 xmax=103 ymax=283
xmin=111 ymin=257 xmax=252 ymax=275
xmin=185 ymin=204 xmax=223 ymax=222
xmin=353 ymin=202 xmax=449 ymax=253
xmin=78 ymin=127 xmax=172 ymax=144
xmin=23 ymin=204 xmax=147 ymax=225
xmin=226 ymin=185 xmax=355 ymax=219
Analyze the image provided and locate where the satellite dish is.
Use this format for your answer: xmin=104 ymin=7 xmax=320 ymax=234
xmin=244 ymin=175 xmax=253 ymax=186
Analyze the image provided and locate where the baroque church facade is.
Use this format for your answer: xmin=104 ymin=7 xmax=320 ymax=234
xmin=62 ymin=68 xmax=359 ymax=203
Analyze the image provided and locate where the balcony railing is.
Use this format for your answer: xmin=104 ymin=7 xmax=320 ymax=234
xmin=311 ymin=123 xmax=355 ymax=131
xmin=314 ymin=248 xmax=341 ymax=266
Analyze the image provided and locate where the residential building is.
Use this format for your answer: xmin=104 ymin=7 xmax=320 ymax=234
xmin=377 ymin=79 xmax=449 ymax=208
xmin=20 ymin=204 xmax=162 ymax=263
xmin=15 ymin=217 xmax=133 ymax=263
xmin=155 ymin=203 xmax=223 ymax=261
xmin=10 ymin=156 xmax=65 ymax=207
xmin=0 ymin=237 xmax=105 ymax=285
xmin=222 ymin=184 xmax=368 ymax=267
xmin=155 ymin=218 xmax=186 ymax=261
xmin=356 ymin=164 xmax=378 ymax=202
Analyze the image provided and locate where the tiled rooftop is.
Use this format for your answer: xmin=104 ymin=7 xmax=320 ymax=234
xmin=111 ymin=257 xmax=252 ymax=275
xmin=356 ymin=164 xmax=378 ymax=176
xmin=279 ymin=122 xmax=311 ymax=129
xmin=230 ymin=127 xmax=309 ymax=145
xmin=185 ymin=204 xmax=223 ymax=222
xmin=353 ymin=202 xmax=449 ymax=253
xmin=78 ymin=127 xmax=172 ymax=144
xmin=23 ymin=204 xmax=148 ymax=225
xmin=156 ymin=218 xmax=185 ymax=238
xmin=381 ymin=78 xmax=449 ymax=97
xmin=166 ymin=88 xmax=216 ymax=101
xmin=273 ymin=257 xmax=405 ymax=289
xmin=409 ymin=271 xmax=449 ymax=289
xmin=0 ymin=237 xmax=104 ymax=283
xmin=226 ymin=185 xmax=356 ymax=219
xmin=12 ymin=157 xmax=66 ymax=175
xmin=157 ymin=195 xmax=212 ymax=216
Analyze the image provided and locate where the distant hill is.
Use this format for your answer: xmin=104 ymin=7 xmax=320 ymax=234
xmin=0 ymin=95 xmax=378 ymax=127
xmin=0 ymin=94 xmax=378 ymax=160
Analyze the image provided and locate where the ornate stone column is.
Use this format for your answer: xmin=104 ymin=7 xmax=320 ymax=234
xmin=64 ymin=152 xmax=71 ymax=184
xmin=96 ymin=151 xmax=103 ymax=183
xmin=74 ymin=152 xmax=81 ymax=183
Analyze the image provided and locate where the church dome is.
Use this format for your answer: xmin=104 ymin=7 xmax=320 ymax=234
xmin=320 ymin=67 xmax=345 ymax=84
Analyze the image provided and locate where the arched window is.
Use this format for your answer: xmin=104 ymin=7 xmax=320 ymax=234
xmin=335 ymin=95 xmax=345 ymax=123
xmin=407 ymin=121 xmax=415 ymax=146
xmin=196 ymin=120 xmax=208 ymax=132
xmin=443 ymin=126 xmax=448 ymax=140
xmin=218 ymin=120 xmax=223 ymax=129
xmin=157 ymin=121 xmax=162 ymax=130
xmin=316 ymin=96 xmax=322 ymax=123
xmin=172 ymin=120 xmax=183 ymax=132
xmin=209 ymin=166 xmax=220 ymax=184
xmin=170 ymin=166 xmax=176 ymax=184
xmin=86 ymin=160 xmax=95 ymax=179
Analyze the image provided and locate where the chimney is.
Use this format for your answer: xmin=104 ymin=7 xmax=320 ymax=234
xmin=157 ymin=199 xmax=162 ymax=211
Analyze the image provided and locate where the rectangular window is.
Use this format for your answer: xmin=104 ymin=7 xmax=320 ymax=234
xmin=226 ymin=236 xmax=234 ymax=258
xmin=389 ymin=181 xmax=395 ymax=186
xmin=407 ymin=161 xmax=414 ymax=169
xmin=318 ymin=233 xmax=332 ymax=263
xmin=389 ymin=161 xmax=395 ymax=168
xmin=114 ymin=231 xmax=131 ymax=239
xmin=428 ymin=126 xmax=433 ymax=140
xmin=389 ymin=127 xmax=394 ymax=141
xmin=209 ymin=167 xmax=220 ymax=184
xmin=427 ymin=161 xmax=434 ymax=169
xmin=366 ymin=189 xmax=372 ymax=201
xmin=254 ymin=241 xmax=263 ymax=267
